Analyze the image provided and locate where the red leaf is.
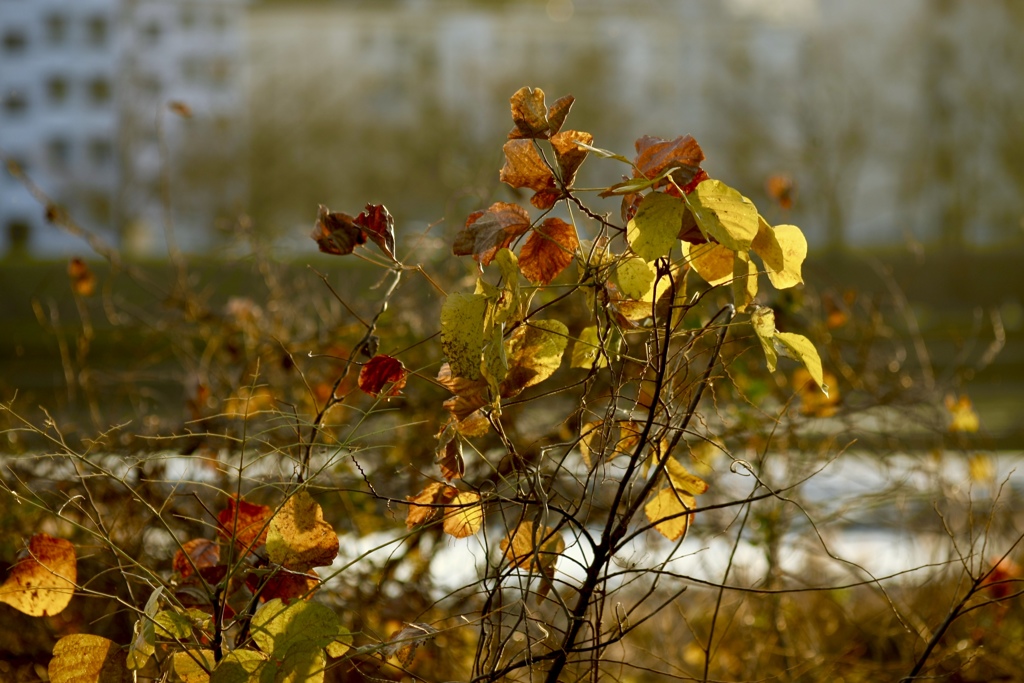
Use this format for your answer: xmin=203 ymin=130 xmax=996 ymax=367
xmin=217 ymin=496 xmax=272 ymax=554
xmin=353 ymin=203 xmax=397 ymax=261
xmin=311 ymin=205 xmax=366 ymax=256
xmin=519 ymin=218 xmax=579 ymax=285
xmin=633 ymin=135 xmax=705 ymax=188
xmin=173 ymin=539 xmax=221 ymax=579
xmin=257 ymin=570 xmax=320 ymax=604
xmin=358 ymin=355 xmax=408 ymax=397
xmin=452 ymin=202 xmax=532 ymax=266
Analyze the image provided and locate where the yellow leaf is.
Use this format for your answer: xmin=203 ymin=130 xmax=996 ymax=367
xmin=682 ymin=240 xmax=734 ymax=286
xmin=442 ymin=492 xmax=484 ymax=539
xmin=0 ymin=533 xmax=76 ymax=617
xmin=775 ymin=332 xmax=827 ymax=396
xmin=615 ymin=257 xmax=657 ymax=300
xmin=645 ymin=487 xmax=695 ymax=542
xmin=665 ymin=458 xmax=709 ymax=496
xmin=627 ymin=192 xmax=687 ymax=262
xmin=267 ymin=491 xmax=340 ymax=571
xmin=49 ymin=635 xmax=130 ymax=683
xmin=763 ymin=224 xmax=807 ymax=289
xmin=440 ymin=292 xmax=488 ymax=380
xmin=686 ymin=179 xmax=759 ymax=252
xmin=732 ymin=250 xmax=758 ymax=313
xmin=578 ymin=420 xmax=603 ymax=469
xmin=172 ymin=650 xmax=216 ymax=683
xmin=750 ymin=306 xmax=778 ymax=371
xmin=968 ymin=454 xmax=994 ymax=483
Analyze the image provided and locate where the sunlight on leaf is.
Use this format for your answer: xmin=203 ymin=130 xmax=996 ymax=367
xmin=758 ymin=222 xmax=806 ymax=290
xmin=681 ymin=241 xmax=733 ymax=286
xmin=519 ymin=218 xmax=579 ymax=285
xmin=267 ymin=491 xmax=339 ymax=572
xmin=500 ymin=139 xmax=558 ymax=208
xmin=0 ymin=533 xmax=76 ymax=617
xmin=49 ymin=634 xmax=130 ymax=683
xmin=615 ymin=257 xmax=656 ymax=300
xmin=501 ymin=319 xmax=568 ymax=395
xmin=210 ymin=650 xmax=268 ymax=683
xmin=750 ymin=306 xmax=778 ymax=371
xmin=406 ymin=482 xmax=458 ymax=529
xmin=357 ymin=355 xmax=408 ymax=397
xmin=442 ymin=492 xmax=484 ymax=539
xmin=627 ymin=192 xmax=686 ymax=262
xmin=452 ymin=202 xmax=532 ymax=266
xmin=731 ymin=250 xmax=758 ymax=313
xmin=550 ymin=130 xmax=593 ymax=186
xmin=645 ymin=487 xmax=696 ymax=542
xmin=632 ymin=135 xmax=704 ymax=187
xmin=686 ymin=179 xmax=759 ymax=252
xmin=217 ymin=496 xmax=272 ymax=555
xmin=352 ymin=203 xmax=397 ymax=262
xmin=775 ymin=332 xmax=827 ymax=396
xmin=571 ymin=325 xmax=610 ymax=369
xmin=946 ymin=393 xmax=980 ymax=433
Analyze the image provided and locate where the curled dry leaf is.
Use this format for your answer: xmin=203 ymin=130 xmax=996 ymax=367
xmin=311 ymin=204 xmax=366 ymax=256
xmin=0 ymin=533 xmax=77 ymax=617
xmin=500 ymin=139 xmax=559 ymax=209
xmin=173 ymin=538 xmax=221 ymax=579
xmin=507 ymin=86 xmax=574 ymax=139
xmin=384 ymin=622 xmax=439 ymax=668
xmin=49 ymin=634 xmax=130 ymax=683
xmin=267 ymin=490 xmax=340 ymax=571
xmin=435 ymin=420 xmax=465 ymax=481
xmin=452 ymin=202 xmax=532 ymax=266
xmin=550 ymin=130 xmax=593 ymax=186
xmin=217 ymin=496 xmax=272 ymax=554
xmin=519 ymin=218 xmax=579 ymax=285
xmin=405 ymin=482 xmax=458 ymax=530
xmin=352 ymin=203 xmax=397 ymax=261
xmin=358 ymin=355 xmax=408 ymax=397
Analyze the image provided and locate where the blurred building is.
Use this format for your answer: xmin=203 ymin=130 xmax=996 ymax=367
xmin=0 ymin=0 xmax=248 ymax=258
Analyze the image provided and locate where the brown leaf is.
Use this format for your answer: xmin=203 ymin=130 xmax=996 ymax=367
xmin=68 ymin=258 xmax=96 ymax=296
xmin=384 ymin=623 xmax=438 ymax=668
xmin=545 ymin=94 xmax=575 ymax=137
xmin=500 ymin=522 xmax=563 ymax=601
xmin=353 ymin=203 xmax=397 ymax=261
xmin=436 ymin=420 xmax=465 ymax=481
xmin=358 ymin=355 xmax=408 ymax=397
xmin=0 ymin=533 xmax=77 ymax=617
xmin=442 ymin=492 xmax=483 ymax=539
xmin=452 ymin=202 xmax=532 ymax=266
xmin=501 ymin=140 xmax=556 ymax=192
xmin=766 ymin=173 xmax=796 ymax=210
xmin=406 ymin=483 xmax=458 ymax=530
xmin=259 ymin=569 xmax=321 ymax=604
xmin=550 ymin=130 xmax=593 ymax=187
xmin=266 ymin=491 xmax=340 ymax=571
xmin=437 ymin=363 xmax=489 ymax=421
xmin=173 ymin=539 xmax=220 ymax=579
xmin=508 ymin=86 xmax=551 ymax=139
xmin=633 ymin=135 xmax=704 ymax=188
xmin=217 ymin=496 xmax=272 ymax=554
xmin=311 ymin=204 xmax=366 ymax=256
xmin=519 ymin=218 xmax=579 ymax=285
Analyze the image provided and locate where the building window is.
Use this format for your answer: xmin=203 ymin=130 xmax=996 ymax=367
xmin=46 ymin=75 xmax=70 ymax=105
xmin=45 ymin=14 xmax=68 ymax=44
xmin=87 ymin=16 xmax=108 ymax=47
xmin=87 ymin=77 xmax=112 ymax=106
xmin=47 ymin=138 xmax=72 ymax=170
xmin=2 ymin=91 xmax=29 ymax=116
xmin=88 ymin=138 xmax=114 ymax=168
xmin=2 ymin=29 xmax=28 ymax=54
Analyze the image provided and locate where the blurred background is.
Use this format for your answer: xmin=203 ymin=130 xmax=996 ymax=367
xmin=1 ymin=0 xmax=1022 ymax=444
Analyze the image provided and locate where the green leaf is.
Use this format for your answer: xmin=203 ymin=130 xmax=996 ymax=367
xmin=615 ymin=257 xmax=656 ymax=300
xmin=211 ymin=651 xmax=270 ymax=683
xmin=126 ymin=618 xmax=155 ymax=671
xmin=573 ymin=140 xmax=633 ymax=165
xmin=750 ymin=307 xmax=778 ymax=371
xmin=571 ymin=325 xmax=618 ymax=369
xmin=482 ymin=325 xmax=508 ymax=398
xmin=250 ymin=599 xmax=338 ymax=682
xmin=774 ymin=332 xmax=828 ymax=396
xmin=627 ymin=192 xmax=686 ymax=262
xmin=440 ymin=292 xmax=488 ymax=380
xmin=685 ymin=179 xmax=759 ymax=252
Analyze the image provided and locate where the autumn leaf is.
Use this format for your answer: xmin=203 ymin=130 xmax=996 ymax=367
xmin=267 ymin=491 xmax=340 ymax=571
xmin=751 ymin=218 xmax=806 ymax=290
xmin=732 ymin=250 xmax=758 ymax=313
xmin=173 ymin=538 xmax=221 ymax=579
xmin=633 ymin=135 xmax=705 ymax=188
xmin=550 ymin=129 xmax=593 ymax=186
xmin=435 ymin=420 xmax=465 ymax=481
xmin=259 ymin=570 xmax=321 ymax=604
xmin=358 ymin=355 xmax=408 ymax=397
xmin=627 ymin=192 xmax=687 ymax=262
xmin=442 ymin=492 xmax=484 ymax=539
xmin=665 ymin=458 xmax=709 ymax=496
xmin=248 ymin=599 xmax=339 ymax=683
xmin=645 ymin=487 xmax=696 ymax=541
xmin=310 ymin=204 xmax=366 ymax=256
xmin=794 ymin=368 xmax=840 ymax=417
xmin=440 ymin=292 xmax=488 ymax=380
xmin=437 ymin=363 xmax=489 ymax=421
xmin=406 ymin=482 xmax=458 ymax=530
xmin=507 ymin=86 xmax=574 ymax=139
xmin=352 ymin=203 xmax=397 ymax=262
xmin=500 ymin=319 xmax=569 ymax=395
xmin=500 ymin=139 xmax=559 ymax=209
xmin=682 ymin=241 xmax=734 ymax=286
xmin=571 ymin=325 xmax=617 ymax=369
xmin=615 ymin=256 xmax=657 ymax=300
xmin=217 ymin=496 xmax=272 ymax=554
xmin=946 ymin=393 xmax=980 ymax=433
xmin=501 ymin=522 xmax=564 ymax=601
xmin=0 ymin=533 xmax=76 ymax=617
xmin=750 ymin=306 xmax=778 ymax=371
xmin=49 ymin=634 xmax=130 ymax=683
xmin=775 ymin=332 xmax=827 ymax=396
xmin=519 ymin=217 xmax=579 ymax=284
xmin=686 ymin=179 xmax=759 ymax=252
xmin=766 ymin=173 xmax=796 ymax=210
xmin=452 ymin=202 xmax=532 ymax=265
xmin=68 ymin=258 xmax=96 ymax=296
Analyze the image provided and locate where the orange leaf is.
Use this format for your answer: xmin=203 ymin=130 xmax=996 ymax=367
xmin=405 ymin=483 xmax=458 ymax=530
xmin=0 ymin=533 xmax=77 ymax=617
xmin=508 ymin=86 xmax=551 ymax=139
xmin=358 ymin=355 xmax=407 ymax=397
xmin=436 ymin=420 xmax=465 ymax=481
xmin=633 ymin=135 xmax=704 ymax=187
xmin=550 ymin=130 xmax=593 ymax=187
xmin=766 ymin=173 xmax=796 ymax=210
xmin=258 ymin=569 xmax=321 ymax=604
xmin=501 ymin=140 xmax=556 ymax=193
xmin=48 ymin=634 xmax=130 ymax=683
xmin=519 ymin=218 xmax=579 ymax=285
xmin=452 ymin=202 xmax=532 ymax=266
xmin=217 ymin=496 xmax=272 ymax=554
xmin=173 ymin=539 xmax=220 ymax=579
xmin=68 ymin=258 xmax=96 ymax=296
xmin=438 ymin=363 xmax=489 ymax=421
xmin=311 ymin=204 xmax=366 ymax=256
xmin=266 ymin=491 xmax=339 ymax=571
